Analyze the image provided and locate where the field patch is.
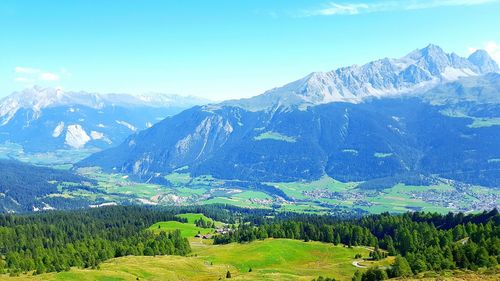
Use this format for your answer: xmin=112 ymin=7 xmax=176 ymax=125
xmin=149 ymin=213 xmax=218 ymax=238
xmin=254 ymin=131 xmax=297 ymax=143
xmin=467 ymin=117 xmax=500 ymax=128
xmin=374 ymin=152 xmax=393 ymax=158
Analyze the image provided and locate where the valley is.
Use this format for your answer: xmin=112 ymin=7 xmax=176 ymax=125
xmin=2 ymin=2 xmax=500 ymax=281
xmin=1 ymin=44 xmax=499 ymax=215
xmin=4 ymin=159 xmax=495 ymax=214
xmin=68 ymin=164 xmax=500 ymax=215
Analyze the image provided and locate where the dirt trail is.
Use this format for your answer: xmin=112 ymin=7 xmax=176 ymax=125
xmin=352 ymin=261 xmax=367 ymax=268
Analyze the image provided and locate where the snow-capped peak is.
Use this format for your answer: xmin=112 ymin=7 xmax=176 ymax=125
xmin=0 ymin=87 xmax=105 ymax=125
xmin=225 ymin=44 xmax=498 ymax=111
xmin=468 ymin=49 xmax=499 ymax=73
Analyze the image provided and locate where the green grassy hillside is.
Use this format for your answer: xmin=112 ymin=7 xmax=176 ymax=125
xmin=3 ymin=212 xmax=498 ymax=281
xmin=10 ymin=240 xmax=498 ymax=281
xmin=7 ymin=239 xmax=386 ymax=281
xmin=192 ymin=239 xmax=381 ymax=280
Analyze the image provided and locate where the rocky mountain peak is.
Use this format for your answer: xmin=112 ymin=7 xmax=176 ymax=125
xmin=468 ymin=49 xmax=499 ymax=73
xmin=226 ymin=44 xmax=496 ymax=111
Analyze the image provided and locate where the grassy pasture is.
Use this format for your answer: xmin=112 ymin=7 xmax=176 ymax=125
xmin=8 ymin=239 xmax=388 ymax=281
xmin=192 ymin=239 xmax=375 ymax=280
xmin=149 ymin=213 xmax=218 ymax=238
xmin=254 ymin=131 xmax=297 ymax=143
xmin=149 ymin=221 xmax=211 ymax=238
xmin=7 ymin=255 xmax=231 ymax=281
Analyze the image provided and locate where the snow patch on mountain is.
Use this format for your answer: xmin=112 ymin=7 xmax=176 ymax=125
xmin=0 ymin=98 xmax=20 ymax=125
xmin=90 ymin=131 xmax=104 ymax=140
xmin=52 ymin=122 xmax=65 ymax=138
xmin=441 ymin=67 xmax=477 ymax=81
xmin=116 ymin=120 xmax=137 ymax=132
xmin=90 ymin=131 xmax=112 ymax=144
xmin=65 ymin=124 xmax=91 ymax=149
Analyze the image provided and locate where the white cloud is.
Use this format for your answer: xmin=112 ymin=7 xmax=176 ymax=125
xmin=15 ymin=66 xmax=40 ymax=74
xmin=14 ymin=66 xmax=63 ymax=83
xmin=315 ymin=3 xmax=369 ymax=15
xmin=301 ymin=0 xmax=499 ymax=17
xmin=40 ymin=72 xmax=60 ymax=81
xmin=469 ymin=41 xmax=500 ymax=64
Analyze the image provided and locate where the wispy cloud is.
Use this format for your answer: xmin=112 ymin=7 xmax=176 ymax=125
xmin=301 ymin=0 xmax=499 ymax=17
xmin=469 ymin=41 xmax=500 ymax=64
xmin=39 ymin=72 xmax=60 ymax=81
xmin=15 ymin=66 xmax=40 ymax=75
xmin=14 ymin=66 xmax=62 ymax=83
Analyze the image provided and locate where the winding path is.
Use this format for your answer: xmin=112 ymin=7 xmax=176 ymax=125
xmin=352 ymin=260 xmax=367 ymax=268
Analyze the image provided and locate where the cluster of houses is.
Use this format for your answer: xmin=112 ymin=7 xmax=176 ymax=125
xmin=194 ymin=225 xmax=233 ymax=239
xmin=195 ymin=233 xmax=213 ymax=239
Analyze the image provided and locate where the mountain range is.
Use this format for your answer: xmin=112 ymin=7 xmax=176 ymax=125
xmin=78 ymin=44 xmax=500 ymax=188
xmin=0 ymin=87 xmax=209 ymax=153
xmin=225 ymin=44 xmax=498 ymax=110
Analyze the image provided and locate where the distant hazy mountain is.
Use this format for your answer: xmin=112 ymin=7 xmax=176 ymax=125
xmin=0 ymin=87 xmax=209 ymax=153
xmin=78 ymin=45 xmax=500 ymax=187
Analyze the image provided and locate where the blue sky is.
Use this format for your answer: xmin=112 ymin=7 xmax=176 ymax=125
xmin=1 ymin=0 xmax=499 ymax=100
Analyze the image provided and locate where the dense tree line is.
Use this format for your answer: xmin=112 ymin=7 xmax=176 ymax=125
xmin=214 ymin=209 xmax=499 ymax=278
xmin=361 ymin=209 xmax=499 ymax=273
xmin=0 ymin=206 xmax=191 ymax=276
xmin=213 ymin=219 xmax=378 ymax=247
xmin=0 ymin=204 xmax=273 ymax=276
xmin=312 ymin=277 xmax=337 ymax=281
xmin=195 ymin=218 xmax=215 ymax=228
xmin=171 ymin=204 xmax=274 ymax=224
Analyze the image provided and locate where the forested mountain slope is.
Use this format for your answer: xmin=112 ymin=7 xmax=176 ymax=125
xmin=78 ymin=46 xmax=500 ymax=188
xmin=0 ymin=160 xmax=95 ymax=212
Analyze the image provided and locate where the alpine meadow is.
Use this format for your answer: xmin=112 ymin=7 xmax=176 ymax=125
xmin=0 ymin=1 xmax=499 ymax=281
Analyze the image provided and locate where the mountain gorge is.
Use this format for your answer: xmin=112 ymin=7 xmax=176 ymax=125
xmin=78 ymin=45 xmax=500 ymax=188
